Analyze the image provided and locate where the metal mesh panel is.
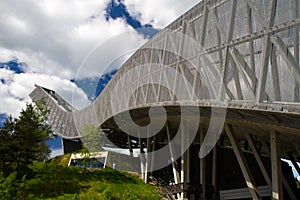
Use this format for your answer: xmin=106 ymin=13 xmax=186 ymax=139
xmin=30 ymin=0 xmax=300 ymax=138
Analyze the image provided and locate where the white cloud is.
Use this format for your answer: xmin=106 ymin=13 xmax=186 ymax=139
xmin=0 ymin=69 xmax=89 ymax=117
xmin=0 ymin=0 xmax=201 ymax=80
xmin=74 ymin=27 xmax=147 ymax=79
xmin=0 ymin=0 xmax=202 ymax=156
xmin=0 ymin=0 xmax=149 ymax=117
xmin=124 ymin=0 xmax=200 ymax=28
xmin=0 ymin=0 xmax=200 ymax=119
xmin=0 ymin=0 xmax=144 ymax=79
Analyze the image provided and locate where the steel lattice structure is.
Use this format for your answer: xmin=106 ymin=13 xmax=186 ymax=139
xmin=30 ymin=1 xmax=300 ymax=199
xmin=31 ymin=0 xmax=300 ymax=138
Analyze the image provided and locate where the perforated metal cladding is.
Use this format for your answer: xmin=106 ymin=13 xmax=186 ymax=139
xmin=30 ymin=0 xmax=300 ymax=138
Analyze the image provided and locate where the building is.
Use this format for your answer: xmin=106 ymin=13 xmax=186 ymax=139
xmin=30 ymin=0 xmax=300 ymax=199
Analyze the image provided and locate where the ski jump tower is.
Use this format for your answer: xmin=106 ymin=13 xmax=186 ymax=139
xmin=31 ymin=0 xmax=300 ymax=199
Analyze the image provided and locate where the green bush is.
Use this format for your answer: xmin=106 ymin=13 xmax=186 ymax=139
xmin=0 ymin=172 xmax=19 ymax=200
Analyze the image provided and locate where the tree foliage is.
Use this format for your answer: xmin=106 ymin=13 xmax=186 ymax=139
xmin=79 ymin=124 xmax=105 ymax=170
xmin=0 ymin=100 xmax=53 ymax=177
xmin=81 ymin=124 xmax=105 ymax=153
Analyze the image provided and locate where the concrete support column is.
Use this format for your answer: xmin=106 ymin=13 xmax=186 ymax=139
xmin=186 ymin=145 xmax=190 ymax=199
xmin=150 ymin=135 xmax=156 ymax=176
xmin=200 ymin=128 xmax=206 ymax=200
xmin=145 ymin=135 xmax=151 ymax=183
xmin=212 ymin=145 xmax=217 ymax=199
xmin=270 ymin=131 xmax=283 ymax=200
xmin=186 ymin=124 xmax=190 ymax=186
xmin=179 ymin=121 xmax=190 ymax=200
xmin=180 ymin=130 xmax=185 ymax=200
xmin=166 ymin=122 xmax=180 ymax=184
xmin=128 ymin=135 xmax=133 ymax=157
xmin=140 ymin=139 xmax=145 ymax=180
xmin=138 ymin=128 xmax=145 ymax=180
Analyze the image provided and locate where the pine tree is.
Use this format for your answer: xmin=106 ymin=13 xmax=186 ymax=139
xmin=0 ymin=100 xmax=53 ymax=177
xmin=0 ymin=115 xmax=16 ymax=176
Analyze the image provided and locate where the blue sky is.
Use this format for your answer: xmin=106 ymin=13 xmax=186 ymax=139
xmin=105 ymin=0 xmax=151 ymax=29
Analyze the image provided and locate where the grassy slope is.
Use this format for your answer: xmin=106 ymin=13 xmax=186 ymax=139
xmin=17 ymin=155 xmax=162 ymax=200
xmin=26 ymin=163 xmax=161 ymax=200
xmin=49 ymin=153 xmax=71 ymax=166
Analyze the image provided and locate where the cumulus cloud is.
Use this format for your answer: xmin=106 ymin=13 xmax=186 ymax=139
xmin=0 ymin=0 xmax=150 ymax=118
xmin=75 ymin=28 xmax=146 ymax=79
xmin=0 ymin=0 xmax=200 ymax=119
xmin=0 ymin=68 xmax=89 ymax=117
xmin=0 ymin=0 xmax=145 ymax=79
xmin=124 ymin=0 xmax=200 ymax=28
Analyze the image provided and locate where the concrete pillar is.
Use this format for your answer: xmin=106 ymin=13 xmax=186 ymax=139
xmin=128 ymin=135 xmax=133 ymax=157
xmin=200 ymin=128 xmax=206 ymax=199
xmin=270 ymin=131 xmax=283 ymax=200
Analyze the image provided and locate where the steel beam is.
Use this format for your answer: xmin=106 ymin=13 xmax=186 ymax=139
xmin=225 ymin=125 xmax=262 ymax=200
xmin=200 ymin=5 xmax=208 ymax=47
xmin=230 ymin=48 xmax=255 ymax=98
xmin=156 ymin=31 xmax=168 ymax=103
xmin=232 ymin=55 xmax=243 ymax=99
xmin=270 ymin=131 xmax=283 ymax=200
xmin=270 ymin=43 xmax=281 ymax=101
xmin=230 ymin=47 xmax=257 ymax=88
xmin=245 ymin=133 xmax=272 ymax=187
xmin=256 ymin=0 xmax=277 ymax=102
xmin=219 ymin=0 xmax=237 ymax=100
xmin=282 ymin=175 xmax=298 ymax=200
xmin=271 ymin=35 xmax=300 ymax=83
xmin=246 ymin=4 xmax=256 ymax=78
xmin=293 ymin=0 xmax=299 ymax=102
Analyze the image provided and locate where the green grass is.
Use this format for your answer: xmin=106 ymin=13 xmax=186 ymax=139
xmin=49 ymin=154 xmax=71 ymax=166
xmin=0 ymin=161 xmax=162 ymax=200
